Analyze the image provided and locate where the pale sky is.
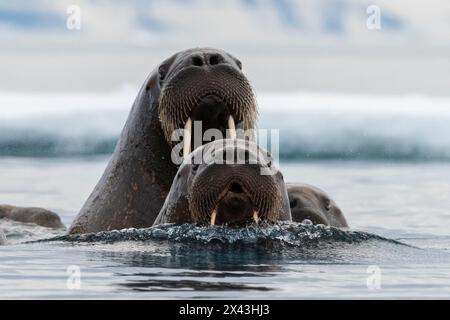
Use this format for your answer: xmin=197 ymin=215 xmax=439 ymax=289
xmin=0 ymin=0 xmax=449 ymax=94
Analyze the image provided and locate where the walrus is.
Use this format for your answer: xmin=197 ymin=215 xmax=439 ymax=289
xmin=0 ymin=204 xmax=65 ymax=229
xmin=68 ymin=48 xmax=257 ymax=234
xmin=287 ymin=184 xmax=348 ymax=227
xmin=154 ymin=139 xmax=291 ymax=226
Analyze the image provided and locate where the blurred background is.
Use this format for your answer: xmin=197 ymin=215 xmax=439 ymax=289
xmin=0 ymin=1 xmax=450 ymax=230
xmin=0 ymin=0 xmax=449 ymax=94
xmin=1 ymin=0 xmax=450 ymax=159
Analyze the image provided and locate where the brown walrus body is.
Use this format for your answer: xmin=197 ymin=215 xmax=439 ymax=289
xmin=68 ymin=48 xmax=257 ymax=234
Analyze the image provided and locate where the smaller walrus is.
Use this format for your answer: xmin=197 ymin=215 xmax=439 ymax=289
xmin=154 ymin=139 xmax=291 ymax=226
xmin=287 ymin=184 xmax=348 ymax=227
xmin=0 ymin=205 xmax=65 ymax=229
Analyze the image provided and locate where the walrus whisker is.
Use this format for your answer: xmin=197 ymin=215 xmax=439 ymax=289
xmin=183 ymin=117 xmax=192 ymax=158
xmin=228 ymin=115 xmax=237 ymax=139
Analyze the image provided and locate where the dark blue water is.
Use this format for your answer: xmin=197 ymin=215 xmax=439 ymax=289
xmin=1 ymin=158 xmax=450 ymax=299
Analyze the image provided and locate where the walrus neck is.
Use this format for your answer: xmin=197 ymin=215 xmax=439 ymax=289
xmin=68 ymin=88 xmax=178 ymax=234
xmin=117 ymin=89 xmax=177 ymax=186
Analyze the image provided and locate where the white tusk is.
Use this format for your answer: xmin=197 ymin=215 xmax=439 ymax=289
xmin=253 ymin=211 xmax=260 ymax=224
xmin=183 ymin=117 xmax=192 ymax=158
xmin=210 ymin=210 xmax=217 ymax=226
xmin=228 ymin=116 xmax=237 ymax=140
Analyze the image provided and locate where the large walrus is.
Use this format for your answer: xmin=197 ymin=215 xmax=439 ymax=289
xmin=68 ymin=48 xmax=257 ymax=234
xmin=154 ymin=139 xmax=291 ymax=226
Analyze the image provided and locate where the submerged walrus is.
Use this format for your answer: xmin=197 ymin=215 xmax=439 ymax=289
xmin=287 ymin=184 xmax=348 ymax=227
xmin=0 ymin=205 xmax=65 ymax=245
xmin=154 ymin=139 xmax=291 ymax=226
xmin=0 ymin=205 xmax=65 ymax=229
xmin=68 ymin=48 xmax=257 ymax=234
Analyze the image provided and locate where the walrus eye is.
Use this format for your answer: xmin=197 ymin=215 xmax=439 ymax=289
xmin=325 ymin=199 xmax=332 ymax=211
xmin=158 ymin=65 xmax=166 ymax=80
xmin=266 ymin=152 xmax=272 ymax=167
xmin=192 ymin=164 xmax=199 ymax=172
xmin=289 ymin=198 xmax=298 ymax=209
xmin=235 ymin=59 xmax=242 ymax=70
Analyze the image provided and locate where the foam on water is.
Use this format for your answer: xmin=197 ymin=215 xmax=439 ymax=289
xmin=1 ymin=196 xmax=450 ymax=298
xmin=35 ymin=222 xmax=404 ymax=248
xmin=0 ymin=219 xmax=64 ymax=245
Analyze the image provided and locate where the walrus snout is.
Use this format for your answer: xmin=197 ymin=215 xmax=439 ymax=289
xmin=214 ymin=182 xmax=255 ymax=226
xmin=189 ymin=94 xmax=234 ymax=140
xmin=189 ymin=52 xmax=229 ymax=68
xmin=189 ymin=164 xmax=279 ymax=226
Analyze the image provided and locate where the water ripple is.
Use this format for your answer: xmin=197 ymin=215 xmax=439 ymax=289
xmin=38 ymin=222 xmax=406 ymax=248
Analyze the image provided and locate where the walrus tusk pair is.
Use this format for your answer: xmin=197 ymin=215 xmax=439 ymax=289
xmin=209 ymin=209 xmax=259 ymax=225
xmin=183 ymin=116 xmax=237 ymax=158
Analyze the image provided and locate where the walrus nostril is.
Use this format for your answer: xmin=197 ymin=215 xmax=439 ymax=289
xmin=244 ymin=150 xmax=250 ymax=163
xmin=192 ymin=56 xmax=203 ymax=67
xmin=208 ymin=54 xmax=221 ymax=65
xmin=289 ymin=198 xmax=298 ymax=209
xmin=229 ymin=182 xmax=244 ymax=193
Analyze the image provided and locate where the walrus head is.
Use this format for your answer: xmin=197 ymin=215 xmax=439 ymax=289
xmin=287 ymin=183 xmax=349 ymax=228
xmin=154 ymin=139 xmax=291 ymax=227
xmin=155 ymin=48 xmax=257 ymax=156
